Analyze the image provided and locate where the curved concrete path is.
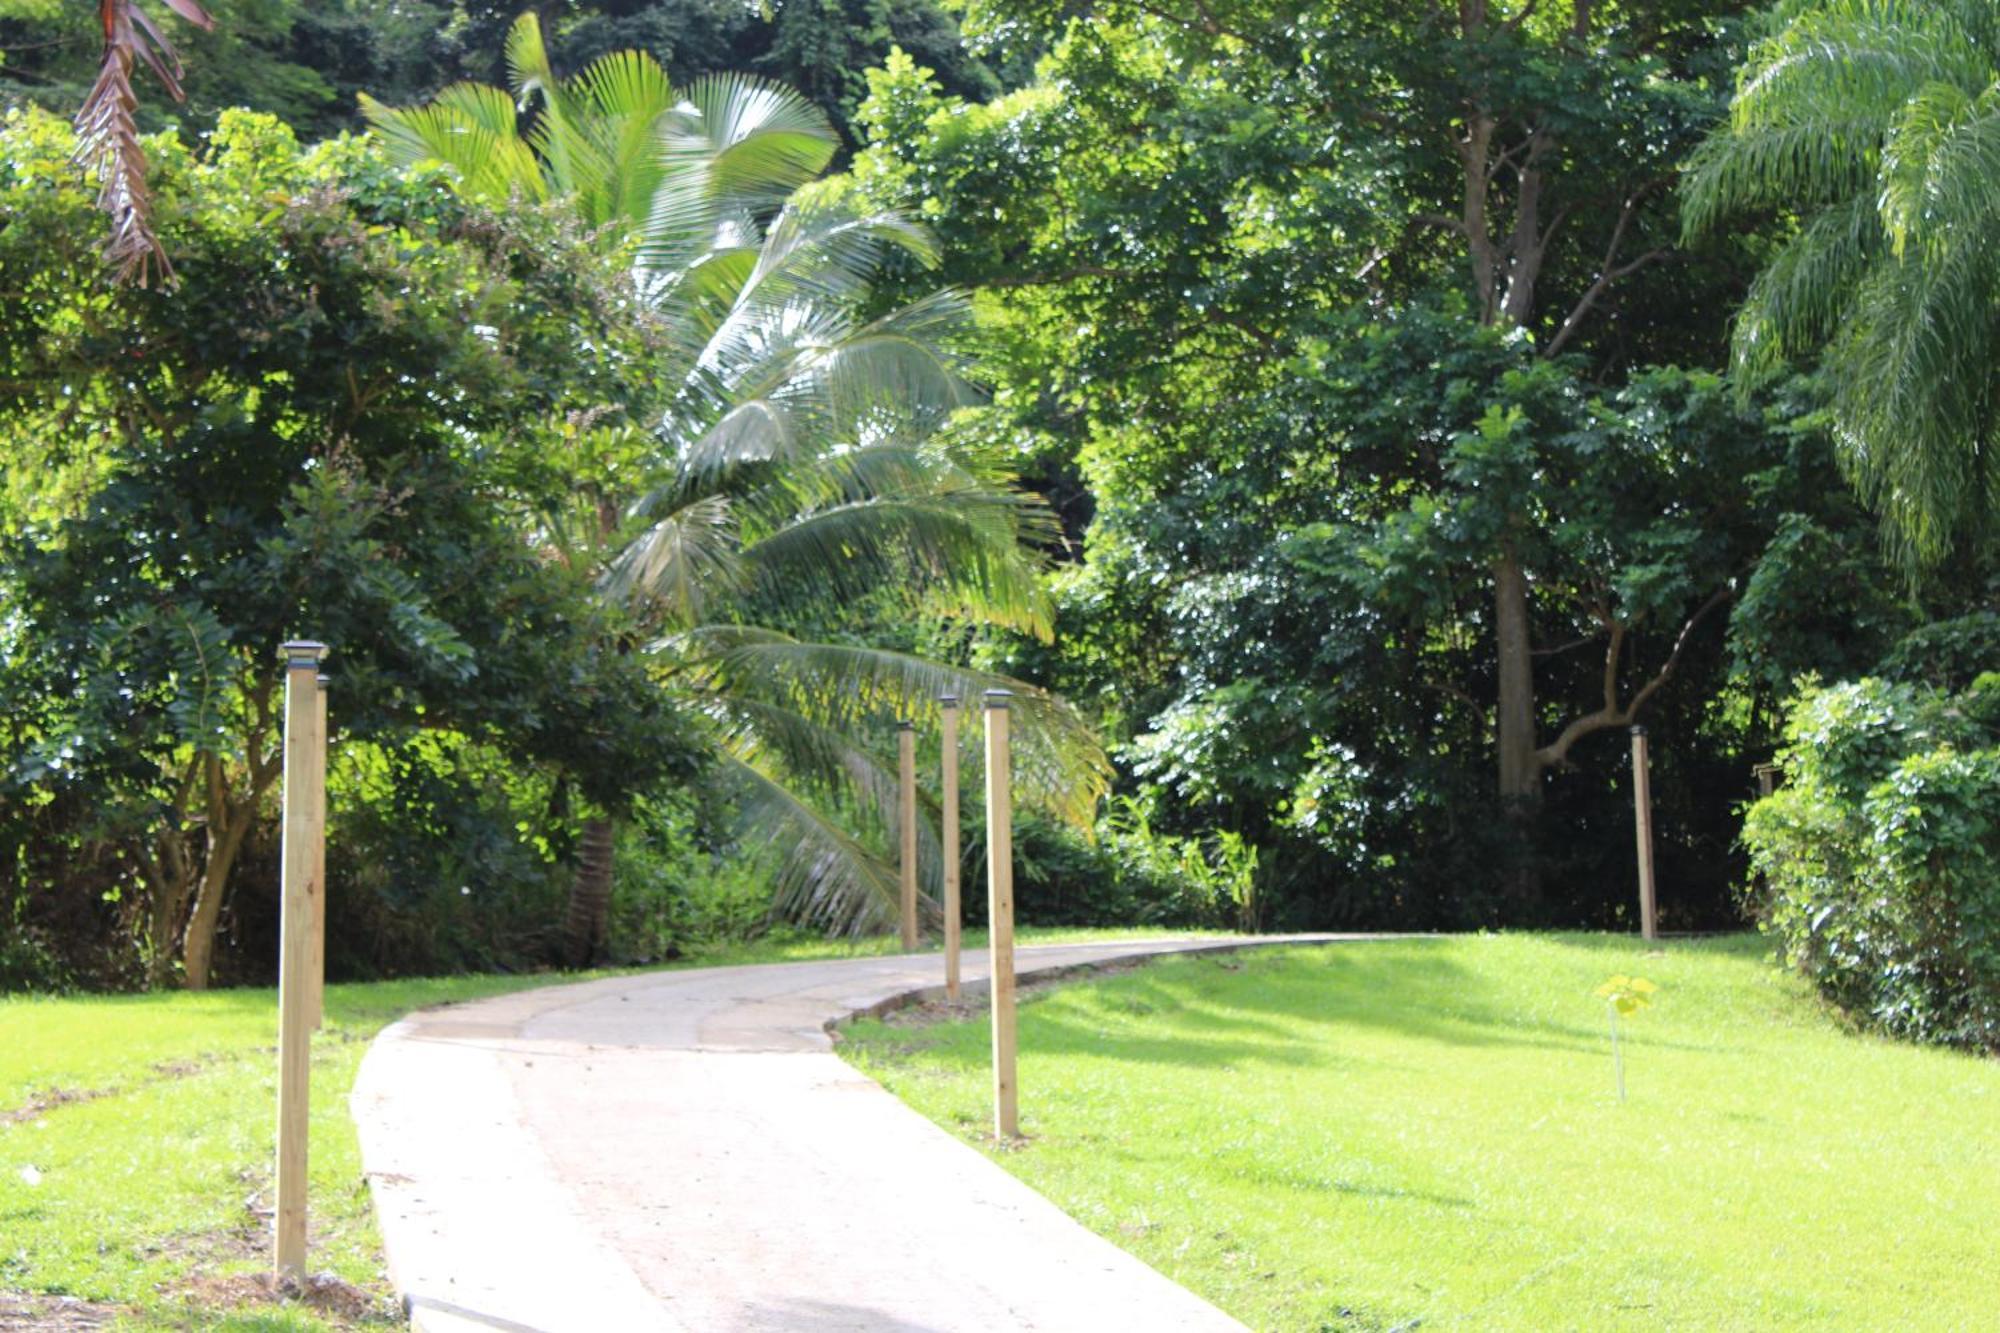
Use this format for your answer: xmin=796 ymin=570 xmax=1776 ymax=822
xmin=352 ymin=934 xmax=1362 ymax=1332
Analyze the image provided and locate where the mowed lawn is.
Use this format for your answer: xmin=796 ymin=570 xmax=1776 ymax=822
xmin=839 ymin=934 xmax=2000 ymax=1330
xmin=0 ymin=926 xmax=1218 ymax=1330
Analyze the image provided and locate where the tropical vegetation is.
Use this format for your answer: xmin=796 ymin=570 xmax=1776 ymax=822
xmin=0 ymin=0 xmax=1992 ymax=1044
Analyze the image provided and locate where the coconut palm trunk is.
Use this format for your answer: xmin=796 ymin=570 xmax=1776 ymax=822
xmin=563 ymin=814 xmax=618 ymax=966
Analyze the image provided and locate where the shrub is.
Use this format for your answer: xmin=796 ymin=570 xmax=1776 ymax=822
xmin=606 ymin=791 xmax=775 ymax=961
xmin=960 ymin=796 xmax=1251 ymax=931
xmin=1743 ymin=675 xmax=2000 ymax=1048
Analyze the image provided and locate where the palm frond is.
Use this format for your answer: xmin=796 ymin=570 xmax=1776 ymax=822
xmin=1879 ymin=83 xmax=2000 ymax=256
xmin=1828 ymin=230 xmax=2000 ymax=562
xmin=715 ymin=752 xmax=902 ymax=936
xmin=1735 ymin=2 xmax=1988 ymax=130
xmin=600 ymin=493 xmax=744 ymax=623
xmin=1732 ymin=192 xmax=1882 ymax=376
xmin=361 ymin=88 xmax=546 ymax=205
xmin=663 ymin=627 xmax=1110 ymax=825
xmin=741 ymin=490 xmax=1055 ymax=639
xmin=639 ymin=73 xmax=837 ymax=273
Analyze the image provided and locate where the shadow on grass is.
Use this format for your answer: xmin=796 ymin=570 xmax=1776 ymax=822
xmin=863 ymin=935 xmax=1757 ymax=1075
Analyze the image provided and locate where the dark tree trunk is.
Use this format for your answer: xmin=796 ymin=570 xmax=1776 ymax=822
xmin=563 ymin=816 xmax=617 ymax=967
xmin=1493 ymin=545 xmax=1542 ymax=806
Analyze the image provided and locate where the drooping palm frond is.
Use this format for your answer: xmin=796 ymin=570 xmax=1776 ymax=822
xmin=72 ymin=0 xmax=214 ymax=284
xmin=740 ymin=489 xmax=1057 ymax=639
xmin=716 ymin=752 xmax=904 ymax=935
xmin=1827 ymin=231 xmax=1999 ymax=563
xmin=697 ymin=692 xmax=949 ymax=906
xmin=600 ymin=493 xmax=745 ymax=621
xmin=663 ymin=627 xmax=1110 ymax=827
xmin=671 ymin=287 xmax=982 ymax=480
xmin=1682 ymin=0 xmax=2000 ymax=567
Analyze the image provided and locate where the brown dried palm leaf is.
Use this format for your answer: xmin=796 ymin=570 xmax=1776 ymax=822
xmin=72 ymin=0 xmax=214 ymax=286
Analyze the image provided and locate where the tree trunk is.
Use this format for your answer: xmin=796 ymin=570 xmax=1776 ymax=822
xmin=563 ymin=815 xmax=617 ymax=968
xmin=143 ymin=844 xmax=197 ymax=990
xmin=181 ymin=807 xmax=253 ymax=990
xmin=1493 ymin=545 xmax=1541 ymax=805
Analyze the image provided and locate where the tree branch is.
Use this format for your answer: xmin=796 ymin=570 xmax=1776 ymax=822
xmin=1532 ymin=583 xmax=1733 ymax=769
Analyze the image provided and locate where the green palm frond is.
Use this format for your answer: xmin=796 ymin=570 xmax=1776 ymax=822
xmin=1735 ymin=1 xmax=1988 ymax=126
xmin=742 ymin=491 xmax=1055 ymax=639
xmin=359 ymin=88 xmax=546 ymax=205
xmin=1732 ymin=192 xmax=1882 ymax=376
xmin=1828 ymin=232 xmax=1999 ymax=561
xmin=668 ymin=290 xmax=977 ymax=480
xmin=600 ymin=493 xmax=744 ymax=621
xmin=1683 ymin=0 xmax=2000 ymax=568
xmin=698 ymin=692 xmax=949 ymax=897
xmin=716 ymin=752 xmax=903 ymax=935
xmin=1879 ymin=84 xmax=2000 ymax=255
xmin=642 ymin=74 xmax=838 ymax=274
xmin=663 ymin=627 xmax=1110 ymax=825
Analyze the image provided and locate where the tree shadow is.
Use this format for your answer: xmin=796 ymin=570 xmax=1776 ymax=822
xmin=1011 ymin=937 xmax=1749 ymax=1069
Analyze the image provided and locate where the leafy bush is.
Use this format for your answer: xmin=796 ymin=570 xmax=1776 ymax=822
xmin=959 ymin=797 xmax=1252 ymax=931
xmin=605 ymin=792 xmax=775 ymax=962
xmin=1743 ymin=675 xmax=2000 ymax=1048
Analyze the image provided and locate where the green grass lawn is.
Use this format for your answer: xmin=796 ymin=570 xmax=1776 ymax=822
xmin=0 ymin=925 xmax=1213 ymax=1330
xmin=838 ymin=933 xmax=2000 ymax=1331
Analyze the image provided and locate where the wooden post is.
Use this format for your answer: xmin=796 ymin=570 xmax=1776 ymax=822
xmin=306 ymin=674 xmax=329 ymax=1031
xmin=898 ymin=721 xmax=918 ymax=951
xmin=940 ymin=695 xmax=961 ymax=1002
xmin=984 ymin=690 xmax=1018 ymax=1139
xmin=1630 ymin=725 xmax=1657 ymax=943
xmin=1754 ymin=762 xmax=1779 ymax=799
xmin=274 ymin=640 xmax=328 ymax=1279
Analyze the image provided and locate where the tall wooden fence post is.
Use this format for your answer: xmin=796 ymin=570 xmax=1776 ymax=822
xmin=898 ymin=721 xmax=918 ymax=951
xmin=1630 ymin=725 xmax=1657 ymax=943
xmin=274 ymin=640 xmax=328 ymax=1279
xmin=984 ymin=690 xmax=1018 ymax=1139
xmin=306 ymin=674 xmax=329 ymax=1031
xmin=940 ymin=695 xmax=961 ymax=1001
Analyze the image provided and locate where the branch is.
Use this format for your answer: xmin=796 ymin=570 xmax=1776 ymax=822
xmin=1542 ymin=178 xmax=1671 ymax=357
xmin=1624 ymin=583 xmax=1734 ymax=719
xmin=1533 ymin=583 xmax=1733 ymax=769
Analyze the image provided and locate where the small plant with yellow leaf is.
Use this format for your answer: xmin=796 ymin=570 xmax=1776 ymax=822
xmin=1593 ymin=975 xmax=1658 ymax=1101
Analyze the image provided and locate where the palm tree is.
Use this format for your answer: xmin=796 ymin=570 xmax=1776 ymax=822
xmin=1683 ymin=0 xmax=2000 ymax=569
xmin=366 ymin=16 xmax=1107 ymax=957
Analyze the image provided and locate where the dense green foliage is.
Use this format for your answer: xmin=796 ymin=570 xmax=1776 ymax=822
xmin=1744 ymin=669 xmax=2000 ymax=1048
xmin=0 ymin=0 xmax=1000 ymax=145
xmin=0 ymin=108 xmax=697 ymax=988
xmin=842 ymin=3 xmax=1983 ymax=930
xmin=3 ymin=0 xmax=1997 ymax=1011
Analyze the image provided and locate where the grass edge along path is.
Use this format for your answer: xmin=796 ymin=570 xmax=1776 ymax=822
xmin=0 ymin=926 xmax=1222 ymax=1331
xmin=838 ymin=933 xmax=2000 ymax=1331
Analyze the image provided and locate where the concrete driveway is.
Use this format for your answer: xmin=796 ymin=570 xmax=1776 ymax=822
xmin=350 ymin=935 xmax=1361 ymax=1332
